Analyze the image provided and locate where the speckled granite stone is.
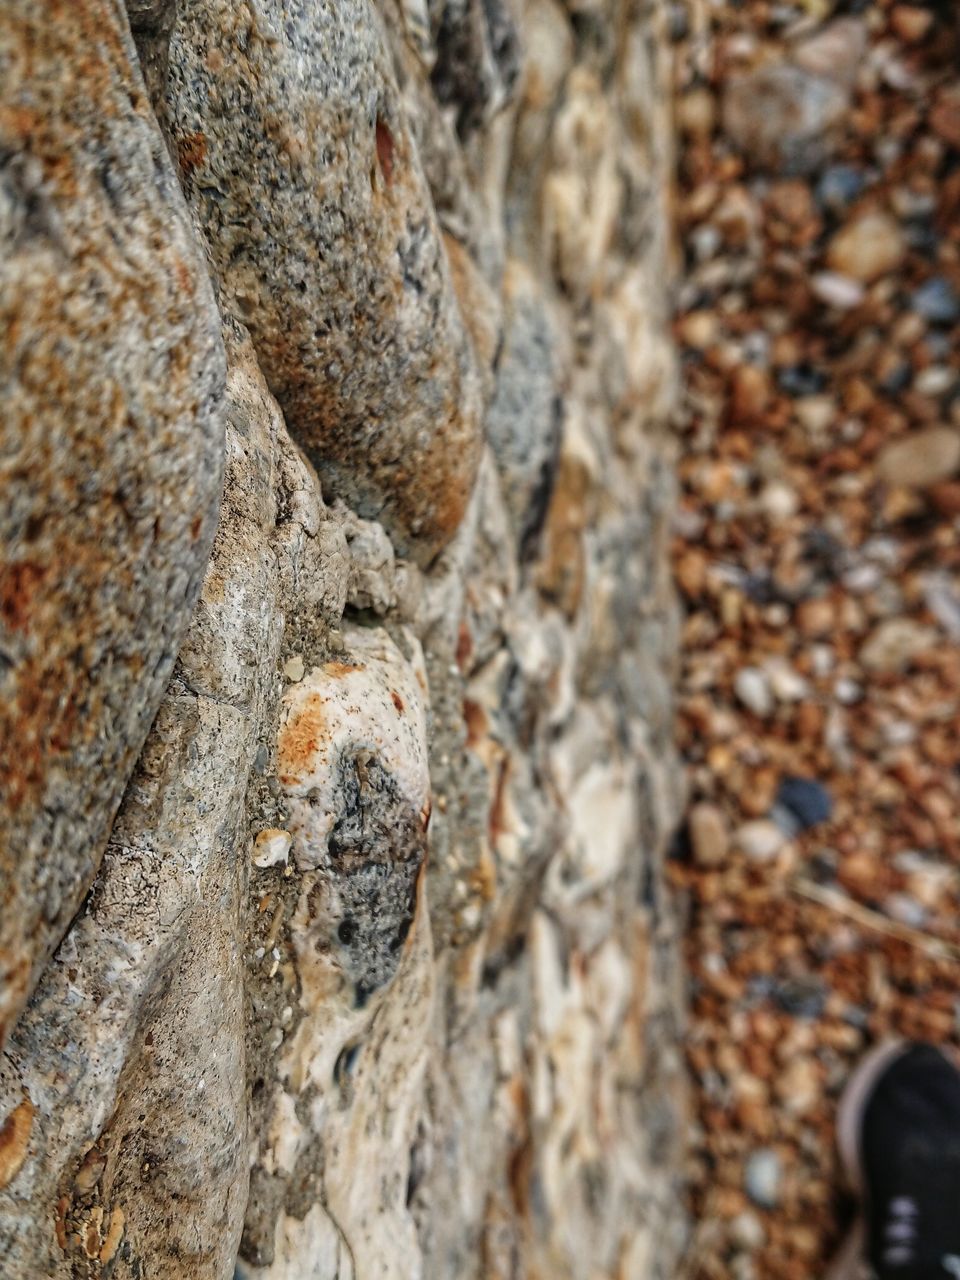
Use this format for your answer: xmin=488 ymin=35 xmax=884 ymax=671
xmin=162 ymin=0 xmax=484 ymax=564
xmin=0 ymin=0 xmax=225 ymax=1046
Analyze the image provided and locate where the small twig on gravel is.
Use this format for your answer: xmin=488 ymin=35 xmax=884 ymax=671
xmin=790 ymin=878 xmax=960 ymax=962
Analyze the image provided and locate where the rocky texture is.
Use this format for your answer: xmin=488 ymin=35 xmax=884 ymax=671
xmin=0 ymin=0 xmax=225 ymax=1047
xmin=0 ymin=0 xmax=684 ymax=1276
xmin=160 ymin=0 xmax=484 ymax=564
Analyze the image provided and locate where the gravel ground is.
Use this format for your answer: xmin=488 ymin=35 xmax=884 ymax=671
xmin=668 ymin=2 xmax=960 ymax=1275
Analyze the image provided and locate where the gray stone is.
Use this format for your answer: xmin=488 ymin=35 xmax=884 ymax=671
xmin=912 ymin=277 xmax=960 ymax=324
xmin=0 ymin=326 xmax=275 ymax=1278
xmin=745 ymin=1149 xmax=782 ymax=1210
xmin=722 ymin=64 xmax=848 ymax=174
xmin=430 ymin=0 xmax=522 ymax=138
xmin=162 ymin=0 xmax=484 ymax=564
xmin=484 ymin=260 xmax=561 ymax=554
xmin=0 ymin=0 xmax=225 ymax=1045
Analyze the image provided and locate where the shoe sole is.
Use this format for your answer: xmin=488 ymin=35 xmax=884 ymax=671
xmin=824 ymin=1038 xmax=908 ymax=1280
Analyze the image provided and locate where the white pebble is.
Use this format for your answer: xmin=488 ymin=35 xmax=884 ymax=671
xmin=811 ymin=272 xmax=866 ymax=310
xmin=283 ymin=654 xmax=305 ymax=682
xmin=735 ymin=820 xmax=785 ymax=863
xmin=734 ymin=667 xmax=774 ymax=718
xmin=252 ymin=828 xmax=293 ymax=869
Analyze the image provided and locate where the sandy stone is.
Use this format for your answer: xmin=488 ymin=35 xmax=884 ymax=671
xmin=875 ymin=427 xmax=960 ymax=489
xmin=860 ymin=618 xmax=936 ymax=673
xmin=690 ymin=804 xmax=730 ymax=868
xmin=678 ymin=88 xmax=716 ymax=139
xmin=0 ymin=0 xmax=225 ymax=1044
xmin=826 ymin=213 xmax=905 ymax=283
xmin=163 ymin=0 xmax=484 ymax=563
xmin=890 ymin=6 xmax=934 ymax=44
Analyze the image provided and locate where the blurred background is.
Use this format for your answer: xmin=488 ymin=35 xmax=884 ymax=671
xmin=667 ymin=1 xmax=960 ymax=1276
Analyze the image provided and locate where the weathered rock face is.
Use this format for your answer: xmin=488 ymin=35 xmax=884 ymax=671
xmin=0 ymin=0 xmax=225 ymax=1046
xmin=0 ymin=0 xmax=686 ymax=1277
xmin=161 ymin=0 xmax=484 ymax=563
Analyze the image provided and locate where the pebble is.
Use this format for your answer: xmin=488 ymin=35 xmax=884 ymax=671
xmin=678 ymin=87 xmax=716 ymax=138
xmin=859 ymin=618 xmax=936 ymax=672
xmin=792 ymin=18 xmax=867 ymax=87
xmin=745 ymin=1149 xmax=783 ymax=1209
xmin=890 ymin=6 xmax=934 ymax=44
xmin=883 ymin=893 xmax=928 ymax=929
xmin=810 ymin=270 xmax=866 ymax=310
xmin=826 ymin=212 xmax=905 ymax=283
xmin=734 ymin=667 xmax=774 ymax=718
xmin=778 ymin=363 xmax=827 ymax=396
xmin=794 ymin=395 xmax=837 ymax=433
xmin=730 ymin=1210 xmax=766 ymax=1251
xmin=722 ymin=64 xmax=848 ymax=173
xmin=773 ymin=976 xmax=828 ymax=1019
xmin=834 ymin=676 xmax=862 ymax=704
xmin=775 ymin=777 xmax=833 ymax=831
xmin=689 ymin=803 xmax=731 ymax=868
xmin=775 ymin=1057 xmax=819 ymax=1114
xmin=758 ymin=482 xmax=799 ymax=521
xmin=875 ymin=426 xmax=960 ymax=488
xmin=764 ymin=658 xmax=809 ymax=703
xmin=912 ymin=278 xmax=959 ymax=324
xmin=252 ymin=828 xmax=293 ymax=869
xmin=735 ymin=820 xmax=786 ymax=863
xmin=914 ymin=366 xmax=954 ymax=398
xmin=283 ymin=654 xmax=306 ymax=682
xmin=816 ymin=164 xmax=865 ymax=211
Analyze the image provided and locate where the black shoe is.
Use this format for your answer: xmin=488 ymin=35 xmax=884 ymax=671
xmin=830 ymin=1040 xmax=960 ymax=1279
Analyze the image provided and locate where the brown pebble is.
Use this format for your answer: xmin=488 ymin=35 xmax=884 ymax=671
xmin=0 ymin=1098 xmax=33 ymax=1190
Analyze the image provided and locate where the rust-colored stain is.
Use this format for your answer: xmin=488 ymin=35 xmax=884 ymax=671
xmin=277 ymin=693 xmax=325 ymax=782
xmin=84 ymin=1219 xmax=100 ymax=1259
xmin=455 ymin=620 xmax=473 ymax=671
xmin=462 ymin=698 xmax=486 ymax=749
xmin=99 ymin=1206 xmax=125 ymax=1264
xmin=176 ymin=130 xmax=208 ymax=178
xmin=54 ymin=1196 xmax=70 ymax=1251
xmin=375 ymin=116 xmax=394 ymax=186
xmin=322 ymin=660 xmax=362 ymax=678
xmin=0 ymin=1097 xmax=34 ymax=1189
xmin=390 ymin=689 xmax=405 ymax=714
xmin=0 ymin=560 xmax=48 ymax=632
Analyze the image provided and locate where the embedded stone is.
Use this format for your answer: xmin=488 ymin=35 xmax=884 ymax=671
xmin=163 ymin=0 xmax=483 ymax=563
xmin=0 ymin=0 xmax=225 ymax=1045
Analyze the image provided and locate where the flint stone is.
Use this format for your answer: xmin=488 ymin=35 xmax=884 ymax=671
xmin=0 ymin=0 xmax=225 ymax=1044
xmin=485 ymin=260 xmax=562 ymax=554
xmin=163 ymin=0 xmax=483 ymax=564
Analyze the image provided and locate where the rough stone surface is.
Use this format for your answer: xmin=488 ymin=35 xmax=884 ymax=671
xmin=160 ymin=0 xmax=484 ymax=564
xmin=0 ymin=1 xmax=685 ymax=1277
xmin=0 ymin=0 xmax=226 ymax=1046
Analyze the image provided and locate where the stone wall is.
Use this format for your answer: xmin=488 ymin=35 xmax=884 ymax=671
xmin=0 ymin=1 xmax=686 ymax=1276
